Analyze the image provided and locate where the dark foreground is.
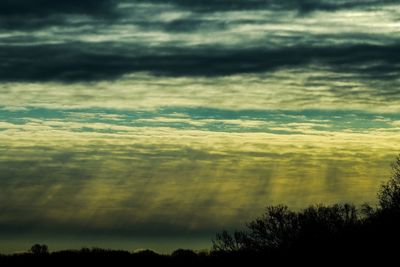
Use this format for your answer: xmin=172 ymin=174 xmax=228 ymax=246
xmin=0 ymin=244 xmax=399 ymax=266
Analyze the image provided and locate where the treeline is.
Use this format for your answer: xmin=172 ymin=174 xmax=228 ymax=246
xmin=212 ymin=155 xmax=400 ymax=263
xmin=0 ymin=247 xmax=211 ymax=265
xmin=2 ymin=155 xmax=400 ymax=265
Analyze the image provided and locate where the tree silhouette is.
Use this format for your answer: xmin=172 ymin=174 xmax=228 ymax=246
xmin=30 ymin=244 xmax=49 ymax=255
xmin=213 ymin=203 xmax=360 ymax=253
xmin=245 ymin=205 xmax=299 ymax=251
xmin=171 ymin=249 xmax=197 ymax=258
xmin=212 ymin=230 xmax=248 ymax=252
xmin=378 ymin=155 xmax=400 ymax=211
xmin=213 ymin=154 xmax=400 ymax=257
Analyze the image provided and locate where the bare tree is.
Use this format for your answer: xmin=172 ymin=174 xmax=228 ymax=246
xmin=378 ymin=155 xmax=400 ymax=211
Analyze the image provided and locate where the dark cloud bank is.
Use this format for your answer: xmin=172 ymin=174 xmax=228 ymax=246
xmin=0 ymin=1 xmax=398 ymax=83
xmin=0 ymin=0 xmax=396 ymax=30
xmin=0 ymin=0 xmax=120 ymax=30
xmin=0 ymin=0 xmax=394 ymax=17
xmin=0 ymin=42 xmax=399 ymax=83
xmin=134 ymin=0 xmax=397 ymax=13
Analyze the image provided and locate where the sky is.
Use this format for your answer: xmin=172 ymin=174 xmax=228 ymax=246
xmin=0 ymin=0 xmax=400 ymax=253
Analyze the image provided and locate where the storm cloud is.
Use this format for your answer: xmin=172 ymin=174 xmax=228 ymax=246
xmin=0 ymin=0 xmax=119 ymax=29
xmin=0 ymin=0 xmax=398 ymax=87
xmin=0 ymin=42 xmax=399 ymax=82
xmin=0 ymin=0 xmax=398 ymax=30
xmin=131 ymin=0 xmax=398 ymax=13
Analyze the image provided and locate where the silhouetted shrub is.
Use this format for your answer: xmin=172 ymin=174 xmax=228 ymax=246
xmin=133 ymin=249 xmax=160 ymax=257
xmin=171 ymin=248 xmax=197 ymax=258
xmin=30 ymin=244 xmax=49 ymax=255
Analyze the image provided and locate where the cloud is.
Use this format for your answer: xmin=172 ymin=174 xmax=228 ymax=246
xmin=1 ymin=106 xmax=399 ymax=249
xmin=131 ymin=0 xmax=397 ymax=13
xmin=0 ymin=107 xmax=399 ymax=242
xmin=1 ymin=67 xmax=399 ymax=113
xmin=0 ymin=0 xmax=119 ymax=30
xmin=0 ymin=0 xmax=117 ymax=16
xmin=0 ymin=42 xmax=399 ymax=83
xmin=1 ymin=0 xmax=397 ymax=32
